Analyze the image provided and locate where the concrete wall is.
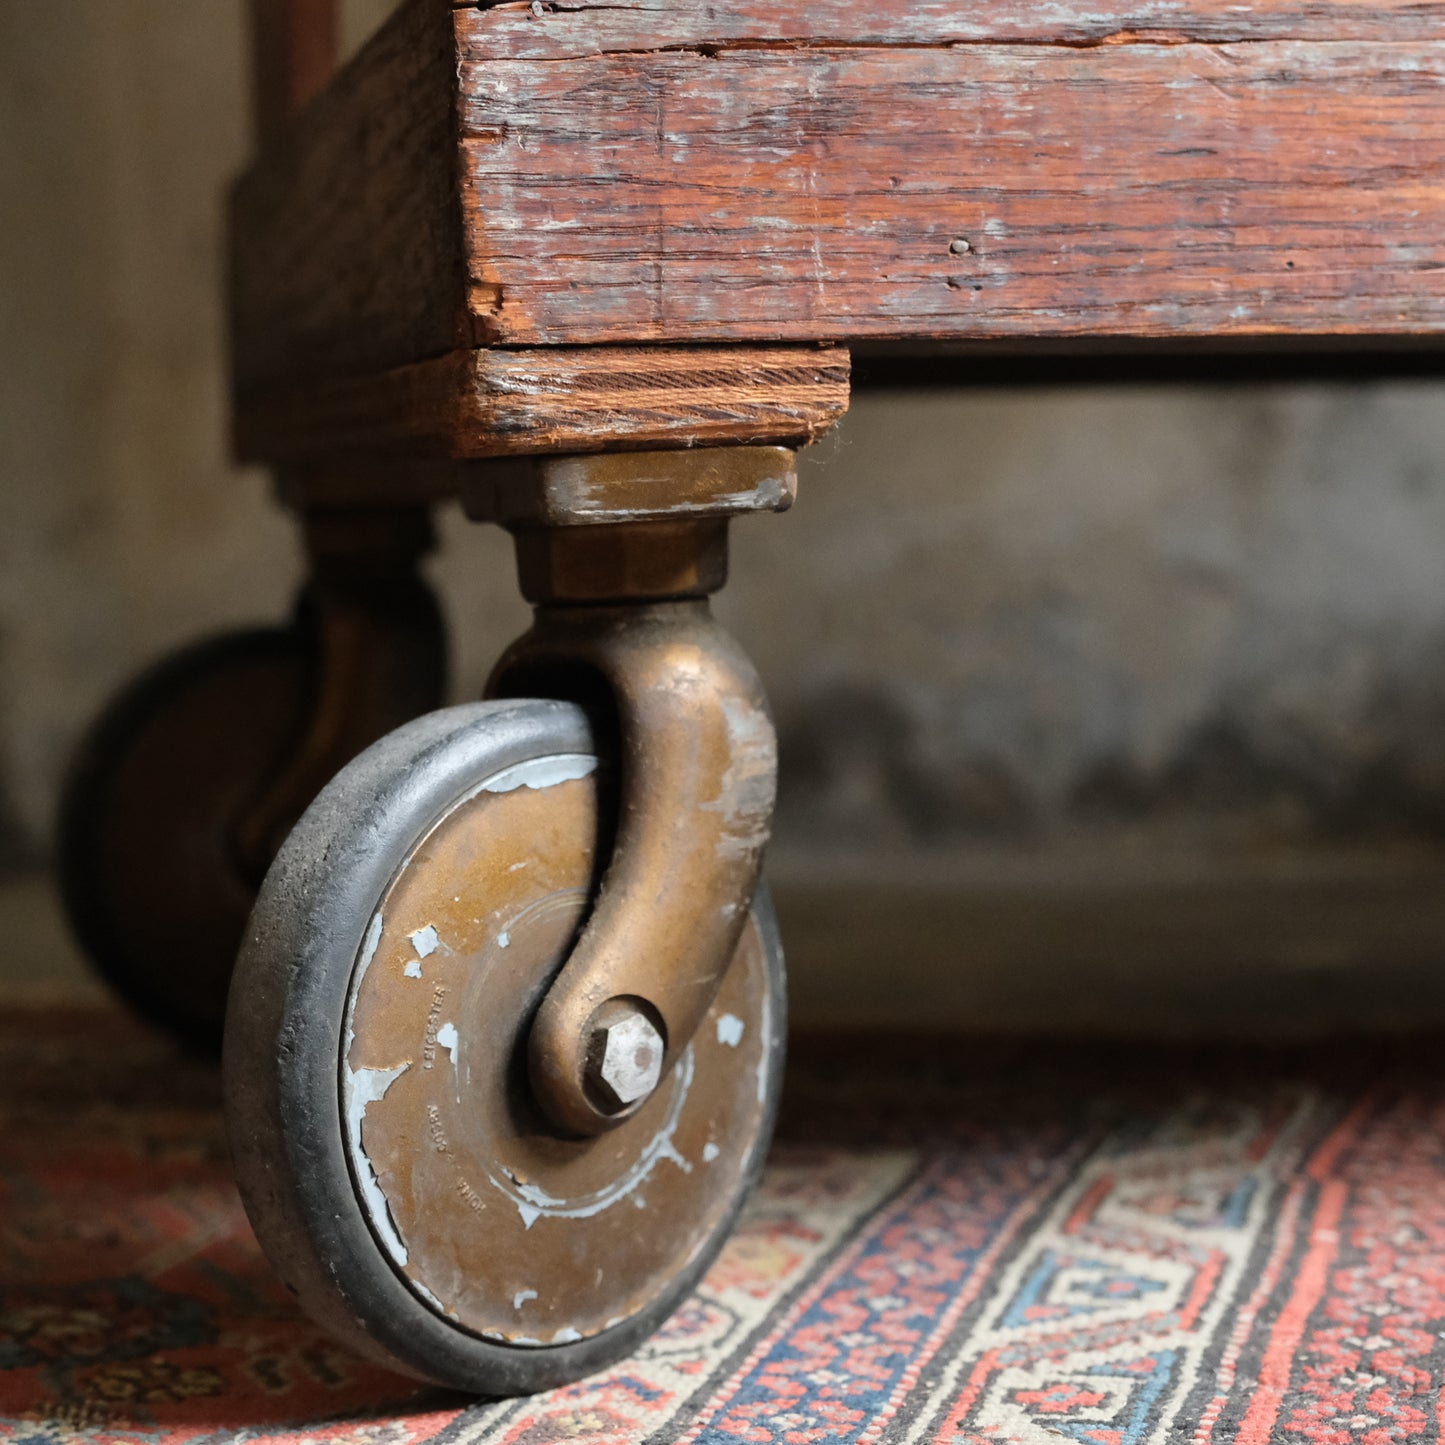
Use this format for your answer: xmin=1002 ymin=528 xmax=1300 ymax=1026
xmin=0 ymin=2 xmax=289 ymax=863
xmin=4 ymin=0 xmax=1445 ymax=881
xmin=766 ymin=387 xmax=1445 ymax=856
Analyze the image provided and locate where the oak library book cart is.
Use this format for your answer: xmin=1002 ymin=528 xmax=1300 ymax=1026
xmin=56 ymin=0 xmax=1444 ymax=1397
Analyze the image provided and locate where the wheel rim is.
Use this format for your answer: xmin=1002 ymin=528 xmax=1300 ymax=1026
xmin=225 ymin=699 xmax=785 ymax=1392
xmin=340 ymin=747 xmax=774 ymax=1346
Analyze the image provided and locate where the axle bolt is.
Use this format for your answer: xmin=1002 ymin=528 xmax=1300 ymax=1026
xmin=588 ymin=1007 xmax=665 ymax=1112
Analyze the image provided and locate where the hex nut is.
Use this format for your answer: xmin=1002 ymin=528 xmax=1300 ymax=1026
xmin=590 ymin=1010 xmax=665 ymax=1111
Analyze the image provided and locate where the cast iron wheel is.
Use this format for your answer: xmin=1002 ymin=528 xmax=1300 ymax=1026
xmin=58 ymin=628 xmax=315 ymax=1045
xmin=223 ymin=699 xmax=786 ymax=1394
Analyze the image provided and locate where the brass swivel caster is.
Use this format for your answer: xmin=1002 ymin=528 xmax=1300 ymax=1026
xmin=224 ymin=448 xmax=796 ymax=1393
xmin=57 ymin=508 xmax=446 ymax=1045
xmin=224 ymin=698 xmax=785 ymax=1390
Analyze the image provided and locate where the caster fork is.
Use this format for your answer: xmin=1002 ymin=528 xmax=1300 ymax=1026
xmin=470 ymin=447 xmax=796 ymax=1137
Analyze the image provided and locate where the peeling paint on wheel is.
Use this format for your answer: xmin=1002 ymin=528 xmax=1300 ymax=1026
xmin=343 ymin=1061 xmax=412 ymax=1268
xmin=337 ymin=750 xmax=776 ymax=1348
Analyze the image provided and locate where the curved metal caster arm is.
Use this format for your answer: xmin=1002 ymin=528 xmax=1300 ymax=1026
xmin=472 ymin=446 xmax=796 ymax=1137
xmin=493 ymin=599 xmax=775 ymax=1137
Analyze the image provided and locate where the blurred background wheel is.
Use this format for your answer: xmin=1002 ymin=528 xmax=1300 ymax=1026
xmin=58 ymin=627 xmax=315 ymax=1046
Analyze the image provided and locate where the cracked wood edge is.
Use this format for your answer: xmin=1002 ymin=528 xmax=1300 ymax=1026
xmin=453 ymin=0 xmax=1445 ymax=55
xmin=234 ymin=344 xmax=851 ymax=467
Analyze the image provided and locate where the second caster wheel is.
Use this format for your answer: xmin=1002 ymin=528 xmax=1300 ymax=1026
xmin=58 ymin=515 xmax=447 ymax=1046
xmin=58 ymin=629 xmax=315 ymax=1043
xmin=224 ymin=699 xmax=785 ymax=1393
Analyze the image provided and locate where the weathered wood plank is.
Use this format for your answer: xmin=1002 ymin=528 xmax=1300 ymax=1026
xmin=458 ymin=0 xmax=1445 ymax=54
xmin=234 ymin=345 xmax=850 ymax=460
xmin=231 ymin=0 xmax=1445 ymax=464
xmin=231 ymin=0 xmax=461 ymax=391
xmin=456 ymin=34 xmax=1445 ymax=347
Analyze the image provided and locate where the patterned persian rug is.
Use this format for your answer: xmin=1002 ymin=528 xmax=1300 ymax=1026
xmin=3 ymin=1009 xmax=1444 ymax=1444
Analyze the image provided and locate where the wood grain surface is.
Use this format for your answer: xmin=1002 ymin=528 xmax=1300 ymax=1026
xmin=230 ymin=0 xmax=1444 ymax=460
xmin=456 ymin=0 xmax=1445 ymax=53
xmin=456 ymin=20 xmax=1445 ymax=347
xmin=234 ymin=344 xmax=850 ymax=460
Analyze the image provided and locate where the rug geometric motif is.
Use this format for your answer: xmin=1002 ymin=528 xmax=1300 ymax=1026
xmin=4 ymin=1011 xmax=1444 ymax=1444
